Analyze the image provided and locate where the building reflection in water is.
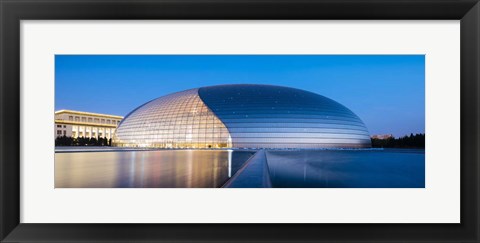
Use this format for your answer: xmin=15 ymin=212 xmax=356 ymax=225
xmin=55 ymin=150 xmax=255 ymax=188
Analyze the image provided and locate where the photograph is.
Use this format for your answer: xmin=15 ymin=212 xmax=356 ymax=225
xmin=4 ymin=0 xmax=479 ymax=241
xmin=54 ymin=54 xmax=425 ymax=188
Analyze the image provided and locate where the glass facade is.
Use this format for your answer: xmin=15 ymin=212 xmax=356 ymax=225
xmin=113 ymin=84 xmax=371 ymax=149
xmin=198 ymin=84 xmax=371 ymax=148
xmin=112 ymin=89 xmax=232 ymax=148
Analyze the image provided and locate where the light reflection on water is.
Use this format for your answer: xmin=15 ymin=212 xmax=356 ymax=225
xmin=266 ymin=149 xmax=425 ymax=188
xmin=55 ymin=150 xmax=255 ymax=188
xmin=56 ymin=149 xmax=425 ymax=188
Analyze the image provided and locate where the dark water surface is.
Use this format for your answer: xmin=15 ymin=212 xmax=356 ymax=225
xmin=266 ymin=149 xmax=425 ymax=188
xmin=55 ymin=150 xmax=255 ymax=188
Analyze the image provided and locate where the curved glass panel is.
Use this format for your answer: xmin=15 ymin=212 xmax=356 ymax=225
xmin=198 ymin=84 xmax=371 ymax=148
xmin=112 ymin=89 xmax=231 ymax=148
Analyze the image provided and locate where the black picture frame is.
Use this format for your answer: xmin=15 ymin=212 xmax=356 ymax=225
xmin=1 ymin=0 xmax=479 ymax=242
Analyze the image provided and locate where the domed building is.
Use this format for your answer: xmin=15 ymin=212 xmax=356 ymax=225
xmin=112 ymin=84 xmax=371 ymax=149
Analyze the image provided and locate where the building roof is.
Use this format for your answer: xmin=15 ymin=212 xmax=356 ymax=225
xmin=55 ymin=109 xmax=123 ymax=119
xmin=54 ymin=120 xmax=118 ymax=128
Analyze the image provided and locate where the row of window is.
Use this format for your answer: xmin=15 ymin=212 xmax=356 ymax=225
xmin=67 ymin=115 xmax=120 ymax=125
xmin=71 ymin=131 xmax=109 ymax=138
xmin=71 ymin=126 xmax=116 ymax=139
xmin=114 ymin=142 xmax=230 ymax=149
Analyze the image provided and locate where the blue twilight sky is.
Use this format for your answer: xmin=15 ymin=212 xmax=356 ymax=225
xmin=55 ymin=55 xmax=425 ymax=137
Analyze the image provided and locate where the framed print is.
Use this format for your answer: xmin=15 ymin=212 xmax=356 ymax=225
xmin=1 ymin=0 xmax=479 ymax=242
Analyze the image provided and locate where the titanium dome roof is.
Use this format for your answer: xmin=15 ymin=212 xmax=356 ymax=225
xmin=113 ymin=84 xmax=371 ymax=149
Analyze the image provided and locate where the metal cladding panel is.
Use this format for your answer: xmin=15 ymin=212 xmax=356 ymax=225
xmin=198 ymin=84 xmax=371 ymax=148
xmin=112 ymin=88 xmax=231 ymax=148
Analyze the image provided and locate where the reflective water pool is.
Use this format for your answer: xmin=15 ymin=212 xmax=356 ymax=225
xmin=55 ymin=148 xmax=424 ymax=188
xmin=55 ymin=150 xmax=255 ymax=188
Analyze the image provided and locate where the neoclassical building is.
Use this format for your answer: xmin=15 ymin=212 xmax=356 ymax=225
xmin=54 ymin=110 xmax=123 ymax=139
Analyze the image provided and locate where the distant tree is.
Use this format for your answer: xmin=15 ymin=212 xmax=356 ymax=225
xmin=77 ymin=136 xmax=87 ymax=146
xmin=371 ymin=133 xmax=425 ymax=148
xmin=55 ymin=135 xmax=72 ymax=146
xmin=88 ymin=137 xmax=96 ymax=146
xmin=56 ymin=135 xmax=114 ymax=147
xmin=66 ymin=136 xmax=74 ymax=146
